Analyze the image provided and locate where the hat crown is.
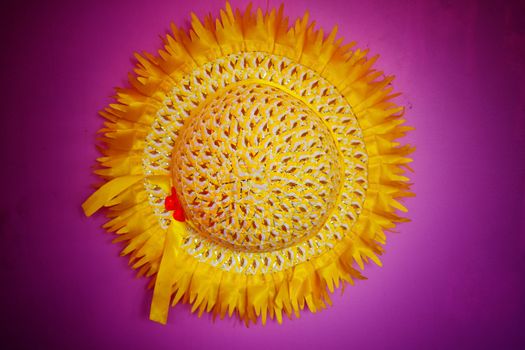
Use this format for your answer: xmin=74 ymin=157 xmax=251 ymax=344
xmin=172 ymin=83 xmax=342 ymax=252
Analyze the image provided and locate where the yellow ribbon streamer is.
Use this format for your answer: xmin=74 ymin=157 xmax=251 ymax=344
xmin=82 ymin=175 xmax=143 ymax=216
xmin=149 ymin=219 xmax=185 ymax=324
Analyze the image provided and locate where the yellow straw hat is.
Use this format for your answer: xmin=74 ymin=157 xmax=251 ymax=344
xmin=82 ymin=2 xmax=413 ymax=325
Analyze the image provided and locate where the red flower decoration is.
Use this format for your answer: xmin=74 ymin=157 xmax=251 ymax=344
xmin=164 ymin=187 xmax=185 ymax=222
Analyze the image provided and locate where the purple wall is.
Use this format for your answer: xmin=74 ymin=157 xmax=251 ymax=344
xmin=1 ymin=0 xmax=524 ymax=349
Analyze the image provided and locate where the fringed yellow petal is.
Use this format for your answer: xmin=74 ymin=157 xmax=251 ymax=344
xmin=215 ymin=3 xmax=245 ymax=54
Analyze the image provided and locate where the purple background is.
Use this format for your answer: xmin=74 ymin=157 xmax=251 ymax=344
xmin=1 ymin=0 xmax=524 ymax=349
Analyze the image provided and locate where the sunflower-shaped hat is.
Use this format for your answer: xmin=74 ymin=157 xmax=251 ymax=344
xmin=83 ymin=2 xmax=413 ymax=325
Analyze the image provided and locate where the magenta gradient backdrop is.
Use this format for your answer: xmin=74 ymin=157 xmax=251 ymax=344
xmin=1 ymin=0 xmax=524 ymax=349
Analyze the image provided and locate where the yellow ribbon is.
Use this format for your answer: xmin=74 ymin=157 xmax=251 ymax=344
xmin=149 ymin=219 xmax=186 ymax=324
xmin=82 ymin=175 xmax=143 ymax=217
